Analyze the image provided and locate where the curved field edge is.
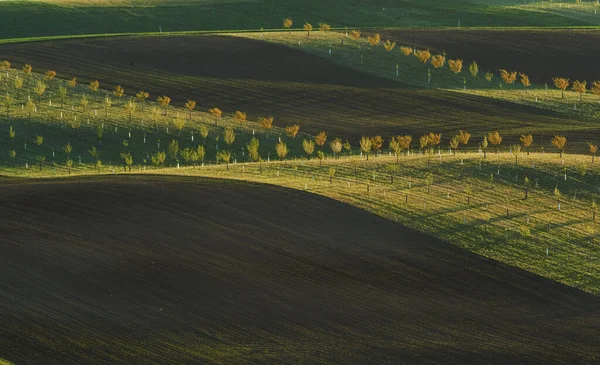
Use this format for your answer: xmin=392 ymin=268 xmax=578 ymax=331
xmin=1 ymin=175 xmax=600 ymax=364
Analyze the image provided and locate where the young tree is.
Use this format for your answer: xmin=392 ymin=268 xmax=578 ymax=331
xmin=458 ymin=130 xmax=470 ymax=153
xmin=398 ymin=135 xmax=412 ymax=154
xmin=430 ymin=54 xmax=445 ymax=69
xmin=285 ymin=124 xmax=300 ymax=139
xmin=185 ymin=99 xmax=196 ymax=120
xmin=44 ymin=70 xmax=56 ymax=81
xmin=9 ymin=125 xmax=15 ymax=141
xmin=196 ymin=145 xmax=206 ymax=165
xmin=389 ymin=137 xmax=401 ymax=163
xmin=63 ymin=142 xmax=72 ymax=159
xmin=448 ymin=59 xmax=463 ymax=74
xmin=89 ymin=80 xmax=100 ymax=93
xmin=125 ymin=98 xmax=136 ymax=124
xmin=88 ymin=145 xmax=99 ymax=162
xmin=499 ymin=69 xmax=517 ymax=86
xmin=80 ymin=95 xmax=88 ymax=112
xmin=25 ymin=99 xmax=35 ymax=120
xmin=247 ymin=137 xmax=261 ymax=162
xmin=367 ymin=33 xmax=381 ymax=46
xmin=419 ymin=134 xmax=430 ymax=151
xmin=258 ymin=116 xmax=274 ymax=137
xmin=58 ymin=86 xmax=67 ymax=109
xmin=427 ymin=132 xmax=441 ymax=152
xmin=9 ymin=150 xmax=16 ymax=165
xmin=36 ymin=155 xmax=46 ymax=171
xmin=554 ymin=186 xmax=562 ymax=211
xmin=511 ymin=144 xmax=521 ymax=164
xmin=22 ymin=63 xmax=32 ymax=76
xmin=167 ymin=139 xmax=180 ymax=164
xmin=103 ymin=96 xmax=112 ymax=117
xmin=135 ymin=90 xmax=149 ymax=110
xmin=96 ymin=125 xmax=103 ymax=143
xmin=209 ymin=107 xmax=222 ymax=125
xmin=359 ymin=136 xmax=372 ymax=160
xmin=343 ymin=140 xmax=351 ymax=155
xmin=283 ymin=18 xmax=293 ymax=34
xmin=276 ymin=141 xmax=289 ymax=161
xmin=400 ymin=46 xmax=412 ymax=56
xmin=14 ymin=78 xmax=23 ymax=99
xmin=487 ymin=131 xmax=502 ymax=154
xmin=34 ymin=135 xmax=43 ymax=149
xmin=172 ymin=115 xmax=186 ymax=135
xmin=157 ymin=95 xmax=171 ymax=116
xmin=113 ymin=85 xmax=125 ymax=104
xmin=304 ymin=22 xmax=313 ymax=37
xmin=234 ymin=110 xmax=247 ymax=129
xmin=519 ymin=73 xmax=531 ymax=92
xmin=2 ymin=93 xmax=13 ymax=120
xmin=0 ymin=60 xmax=10 ymax=71
xmin=65 ymin=158 xmax=73 ymax=174
xmin=572 ymin=80 xmax=587 ymax=102
xmin=151 ymin=151 xmax=166 ymax=169
xmin=552 ymin=77 xmax=570 ymax=100
xmin=350 ymin=30 xmax=361 ymax=39
xmin=589 ymin=143 xmax=598 ymax=163
xmin=180 ymin=148 xmax=194 ymax=166
xmin=383 ymin=40 xmax=396 ymax=52
xmin=485 ymin=72 xmax=494 ymax=83
xmin=223 ymin=126 xmax=236 ymax=147
xmin=520 ymin=134 xmax=533 ymax=155
xmin=328 ymin=166 xmax=336 ymax=185
xmin=591 ymin=81 xmax=600 ymax=101
xmin=481 ymin=136 xmax=489 ymax=159
xmin=469 ymin=61 xmax=479 ymax=77
xmin=315 ymin=131 xmax=327 ymax=147
xmin=302 ymin=139 xmax=315 ymax=159
xmin=330 ymin=137 xmax=342 ymax=158
xmin=449 ymin=135 xmax=459 ymax=155
xmin=371 ymin=135 xmax=384 ymax=156
xmin=425 ymin=172 xmax=434 ymax=193
xmin=415 ymin=49 xmax=431 ymax=64
xmin=319 ymin=23 xmax=331 ymax=39
xmin=217 ymin=150 xmax=232 ymax=169
xmin=67 ymin=77 xmax=77 ymax=88
xmin=33 ymin=80 xmax=47 ymax=103
xmin=120 ymin=152 xmax=133 ymax=172
xmin=316 ymin=150 xmax=325 ymax=167
xmin=551 ymin=135 xmax=567 ymax=158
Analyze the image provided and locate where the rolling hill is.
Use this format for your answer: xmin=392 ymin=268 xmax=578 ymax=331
xmin=0 ymin=175 xmax=599 ymax=364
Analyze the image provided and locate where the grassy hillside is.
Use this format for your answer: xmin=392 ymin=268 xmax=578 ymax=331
xmin=1 ymin=175 xmax=599 ymax=364
xmin=0 ymin=34 xmax=595 ymax=149
xmin=0 ymin=0 xmax=596 ymax=40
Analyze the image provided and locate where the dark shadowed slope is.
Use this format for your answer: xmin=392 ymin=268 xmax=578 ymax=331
xmin=379 ymin=29 xmax=600 ymax=84
xmin=0 ymin=35 xmax=592 ymax=142
xmin=0 ymin=175 xmax=599 ymax=364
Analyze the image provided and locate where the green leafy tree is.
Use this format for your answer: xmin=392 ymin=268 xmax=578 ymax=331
xmin=303 ymin=139 xmax=315 ymax=159
xmin=276 ymin=141 xmax=289 ymax=161
xmin=63 ymin=142 xmax=72 ymax=158
xmin=120 ymin=152 xmax=133 ymax=172
xmin=360 ymin=136 xmax=372 ymax=160
xmin=180 ymin=148 xmax=194 ymax=166
xmin=168 ymin=139 xmax=180 ymax=164
xmin=65 ymin=158 xmax=73 ymax=174
xmin=9 ymin=150 xmax=16 ymax=165
xmin=224 ymin=126 xmax=236 ymax=147
xmin=196 ymin=145 xmax=206 ymax=165
xmin=151 ymin=151 xmax=166 ymax=169
xmin=58 ymin=86 xmax=67 ymax=109
xmin=247 ymin=137 xmax=261 ymax=162
xmin=33 ymin=80 xmax=47 ymax=103
xmin=25 ymin=99 xmax=35 ymax=120
xmin=217 ymin=150 xmax=232 ymax=169
xmin=2 ymin=93 xmax=13 ymax=120
xmin=125 ymin=98 xmax=137 ymax=124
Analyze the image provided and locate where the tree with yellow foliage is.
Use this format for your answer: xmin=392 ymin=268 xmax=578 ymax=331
xmin=0 ymin=60 xmax=10 ymax=71
xmin=519 ymin=73 xmax=531 ymax=92
xmin=400 ymin=46 xmax=412 ymax=56
xmin=315 ymin=131 xmax=327 ymax=147
xmin=113 ymin=85 xmax=125 ymax=104
xmin=383 ymin=40 xmax=396 ymax=52
xmin=499 ymin=69 xmax=517 ymax=86
xmin=591 ymin=81 xmax=600 ymax=101
xmin=487 ymin=131 xmax=502 ymax=154
xmin=234 ymin=110 xmax=247 ymax=129
xmin=67 ymin=77 xmax=77 ymax=88
xmin=330 ymin=137 xmax=342 ymax=158
xmin=89 ymin=80 xmax=100 ymax=93
xmin=350 ymin=30 xmax=361 ymax=39
xmin=319 ymin=23 xmax=331 ymax=39
xmin=551 ymin=135 xmax=567 ymax=158
xmin=283 ymin=18 xmax=293 ymax=34
xmin=44 ymin=70 xmax=56 ymax=81
xmin=520 ymin=134 xmax=533 ymax=155
xmin=304 ymin=22 xmax=313 ymax=37
xmin=259 ymin=116 xmax=274 ymax=137
xmin=458 ymin=130 xmax=470 ymax=153
xmin=209 ymin=107 xmax=222 ymax=125
xmin=589 ymin=143 xmax=598 ymax=163
xmin=136 ymin=90 xmax=149 ymax=110
xmin=448 ymin=59 xmax=463 ymax=74
xmin=360 ymin=136 xmax=372 ymax=160
xmin=430 ymin=54 xmax=445 ymax=69
xmin=485 ymin=72 xmax=494 ymax=83
xmin=185 ymin=99 xmax=196 ymax=120
xmin=415 ymin=49 xmax=431 ymax=64
xmin=157 ymin=95 xmax=171 ymax=116
xmin=469 ymin=61 xmax=479 ymax=78
xmin=552 ymin=77 xmax=570 ymax=100
xmin=572 ymin=80 xmax=587 ymax=102
xmin=368 ymin=33 xmax=381 ymax=46
xmin=285 ymin=124 xmax=300 ymax=139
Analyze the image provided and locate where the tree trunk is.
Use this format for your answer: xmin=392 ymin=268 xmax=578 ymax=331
xmin=525 ymin=187 xmax=528 ymax=200
xmin=484 ymin=150 xmax=487 ymax=159
xmin=527 ymin=147 xmax=530 ymax=155
xmin=560 ymin=150 xmax=563 ymax=159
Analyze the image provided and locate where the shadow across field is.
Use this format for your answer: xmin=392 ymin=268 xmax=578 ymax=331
xmin=0 ymin=175 xmax=599 ymax=364
xmin=0 ymin=35 xmax=593 ymax=143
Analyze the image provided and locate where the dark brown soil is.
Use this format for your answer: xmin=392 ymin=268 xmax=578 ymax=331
xmin=379 ymin=29 xmax=600 ymax=84
xmin=0 ymin=35 xmax=592 ymax=145
xmin=0 ymin=175 xmax=599 ymax=364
